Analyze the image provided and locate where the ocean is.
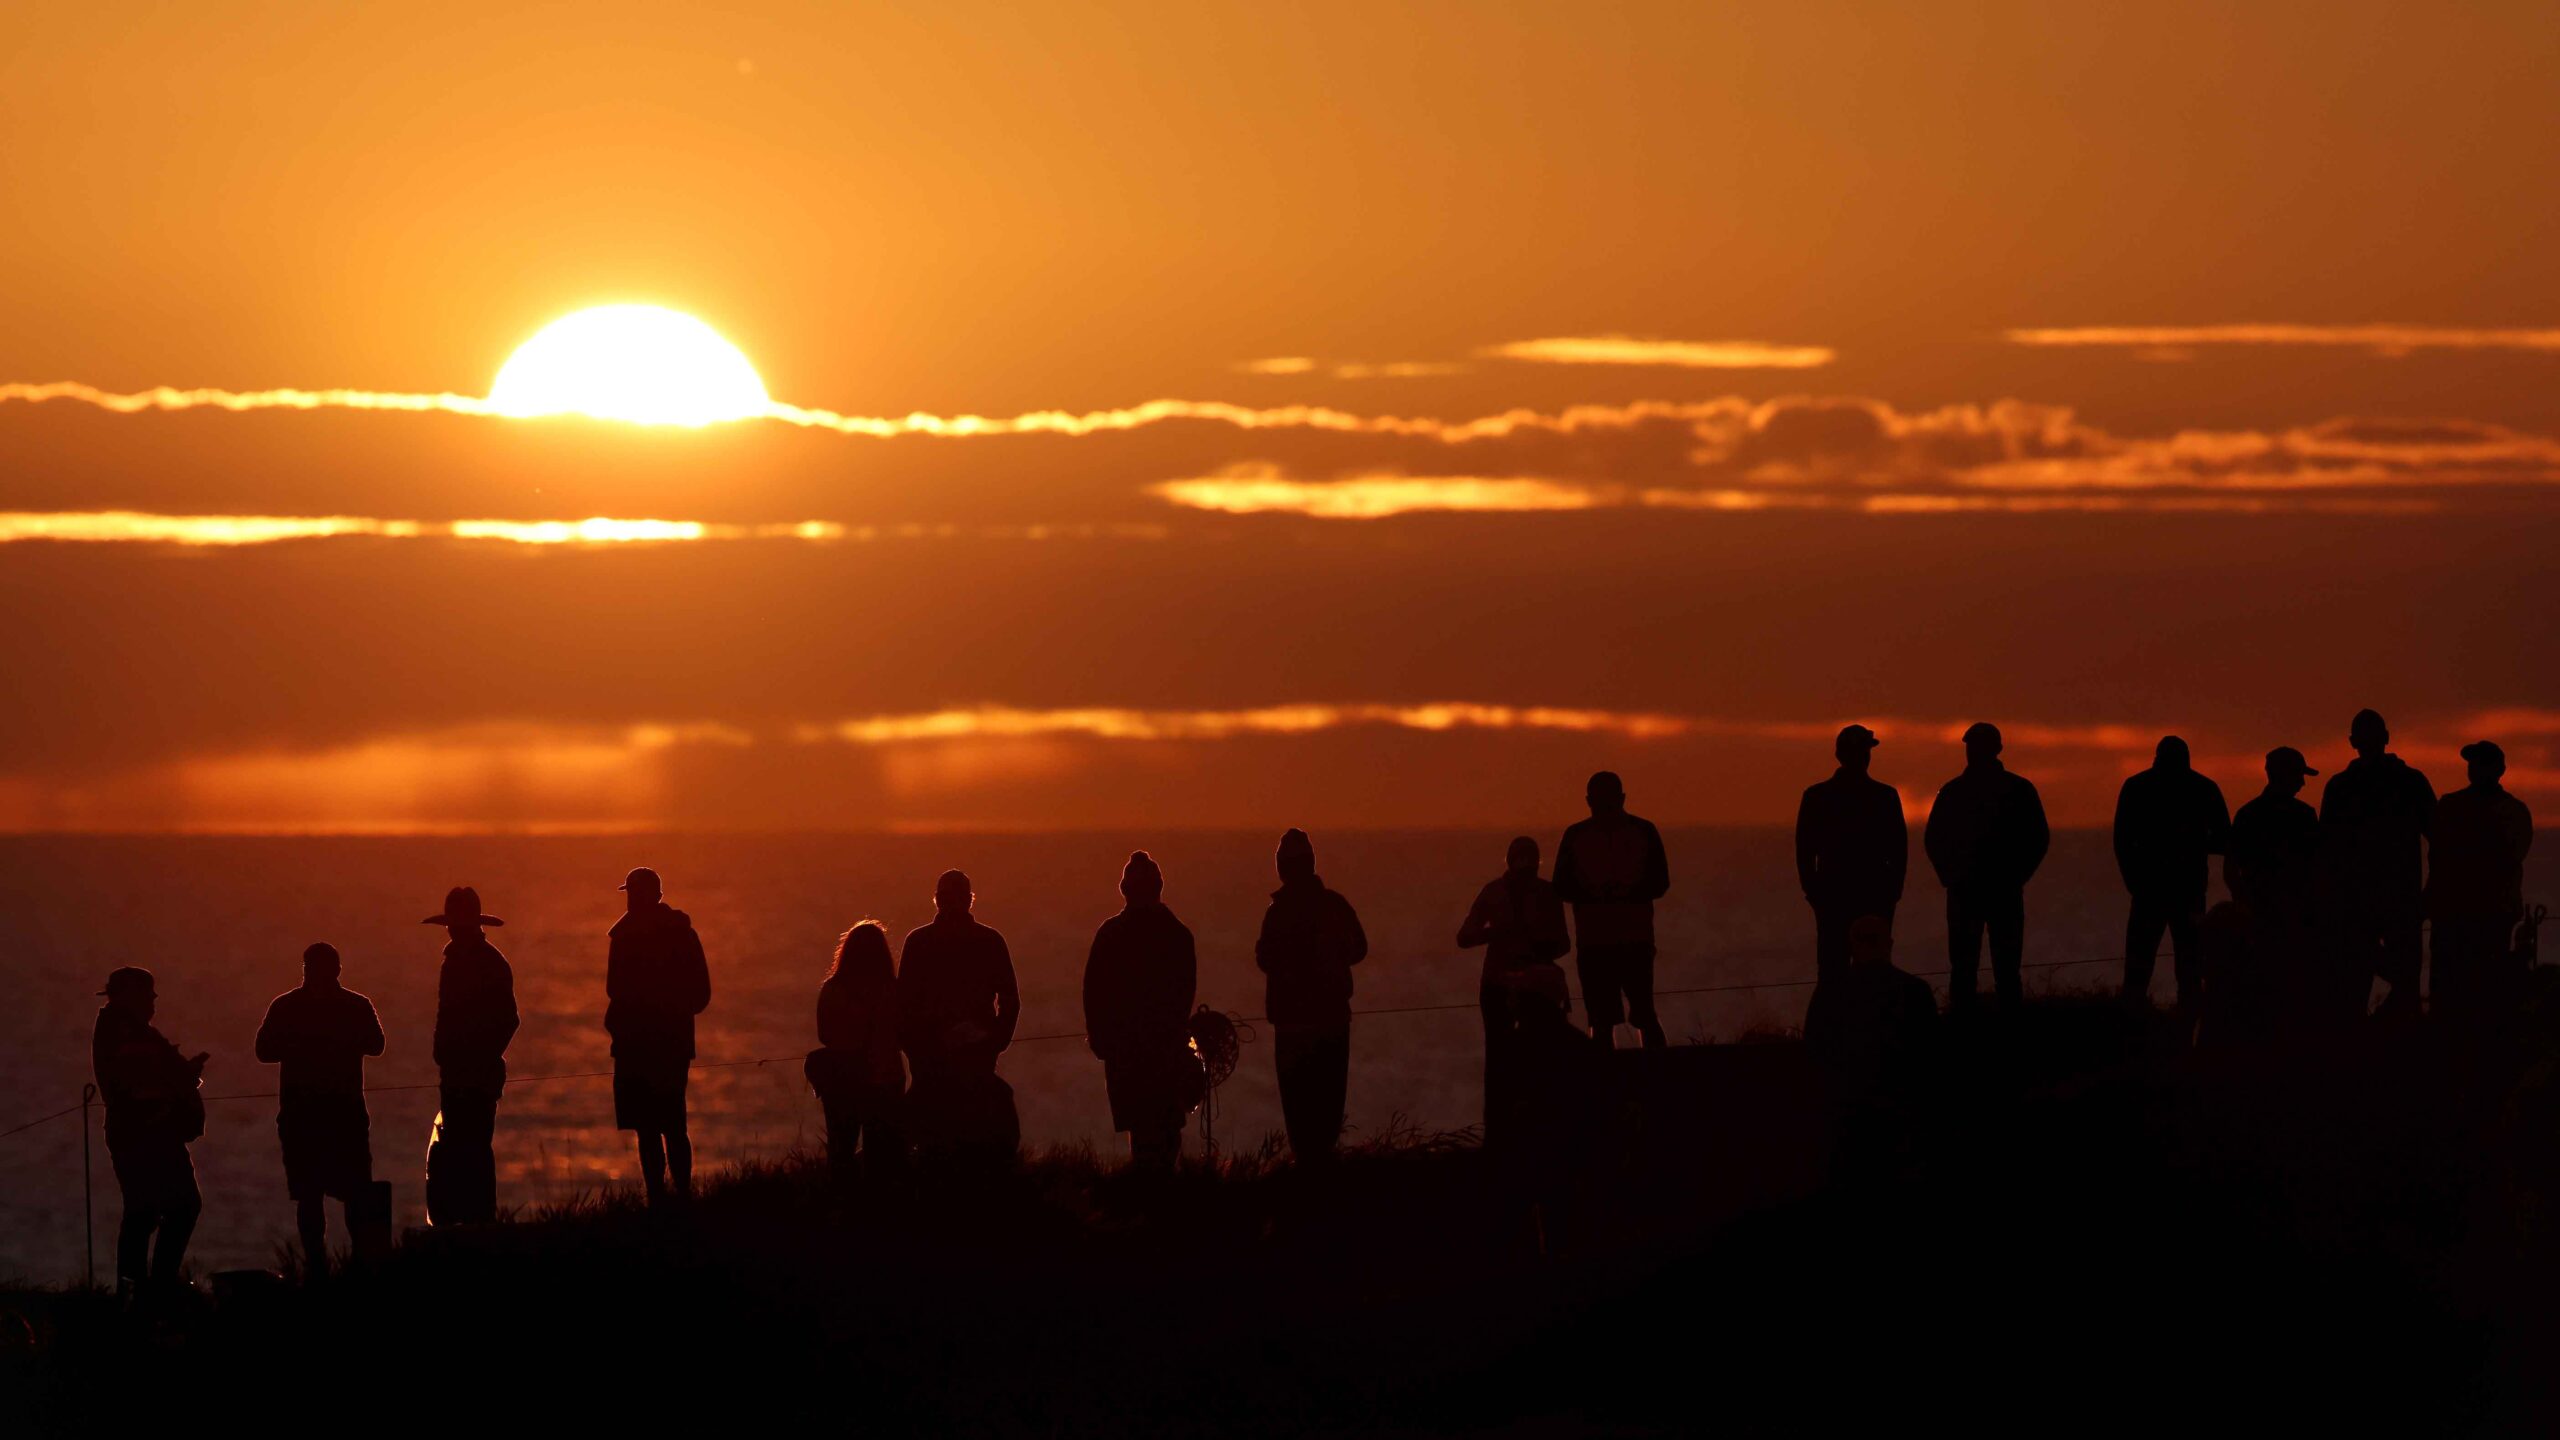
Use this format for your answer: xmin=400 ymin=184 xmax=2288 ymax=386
xmin=4 ymin=828 xmax=2541 ymax=1282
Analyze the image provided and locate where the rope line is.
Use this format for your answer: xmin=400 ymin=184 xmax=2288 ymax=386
xmin=0 ymin=954 xmax=2128 ymax=1136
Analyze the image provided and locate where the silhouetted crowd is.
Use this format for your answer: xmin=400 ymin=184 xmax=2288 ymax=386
xmin=85 ymin=708 xmax=2537 ymax=1303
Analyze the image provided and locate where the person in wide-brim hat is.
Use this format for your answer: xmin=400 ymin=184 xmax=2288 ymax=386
xmin=422 ymin=886 xmax=504 ymax=929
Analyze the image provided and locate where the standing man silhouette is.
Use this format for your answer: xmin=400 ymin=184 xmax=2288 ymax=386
xmin=1924 ymin=724 xmax=2050 ymax=1010
xmin=1255 ymin=829 xmax=1368 ymax=1162
xmin=2428 ymin=740 xmax=2534 ymax=1019
xmin=423 ymin=886 xmax=517 ymax=1225
xmin=92 ymin=967 xmax=207 ymax=1304
xmin=1553 ymin=772 xmax=1672 ymax=1048
xmin=898 ymin=870 xmax=1023 ymax=1165
xmin=2111 ymin=736 xmax=2232 ymax=1014
xmin=1795 ymin=725 xmax=1907 ymax=981
xmin=2228 ymin=747 xmax=2321 ymax=920
xmin=2319 ymin=709 xmax=2435 ymax=1020
xmin=255 ymin=943 xmax=385 ymax=1275
xmin=1083 ymin=851 xmax=1199 ymax=1172
xmin=606 ymin=867 xmax=711 ymax=1206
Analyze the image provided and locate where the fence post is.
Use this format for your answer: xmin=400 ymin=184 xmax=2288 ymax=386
xmin=80 ymin=1083 xmax=97 ymax=1290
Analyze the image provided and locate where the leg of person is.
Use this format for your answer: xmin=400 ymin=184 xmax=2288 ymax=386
xmin=2122 ymin=897 xmax=2168 ymax=1004
xmin=111 ymin=1151 xmax=155 ymax=1293
xmin=865 ymin=1085 xmax=909 ymax=1184
xmin=1946 ymin=891 xmax=1984 ymax=1009
xmin=1312 ymin=1026 xmax=1351 ymax=1155
xmin=2165 ymin=905 xmax=2204 ymax=1015
xmin=1275 ymin=1026 xmax=1320 ymax=1160
xmin=1623 ymin=945 xmax=1665 ymax=1050
xmin=147 ymin=1148 xmax=201 ymax=1289
xmin=636 ymin=1130 xmax=668 ymax=1203
xmin=297 ymin=1195 xmax=329 ymax=1276
xmin=823 ymin=1097 xmax=861 ymax=1190
xmin=1815 ymin=908 xmax=1853 ymax=982
xmin=665 ymin=1106 xmax=693 ymax=1198
xmin=1576 ymin=949 xmax=1626 ymax=1048
xmin=1989 ymin=888 xmax=2026 ymax=1007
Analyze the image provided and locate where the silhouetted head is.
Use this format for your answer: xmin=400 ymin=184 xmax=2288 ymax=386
xmin=1961 ymin=722 xmax=2002 ymax=766
xmin=98 ymin=966 xmax=156 ymax=1021
xmin=1121 ymin=849 xmax=1164 ymax=905
xmin=2350 ymin=709 xmax=2389 ymax=758
xmin=1505 ymin=835 xmax=1540 ymax=875
xmin=829 ymin=921 xmax=891 ymax=981
xmin=619 ymin=867 xmax=662 ymax=910
xmin=2464 ymin=739 xmax=2507 ymax=787
xmin=1276 ymin=828 xmax=1316 ymax=885
xmin=1835 ymin=724 xmax=1879 ymax=774
xmin=2153 ymin=735 xmax=2190 ymax=772
xmin=1585 ymin=771 xmax=1627 ymax=817
xmin=2263 ymin=745 xmax=2316 ymax=798
xmin=935 ymin=869 xmax=974 ymax=918
xmin=422 ymin=884 xmax=503 ymax=936
xmin=1848 ymin=915 xmax=1894 ymax=970
xmin=303 ymin=942 xmax=341 ymax=987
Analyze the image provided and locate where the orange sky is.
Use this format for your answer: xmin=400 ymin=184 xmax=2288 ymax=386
xmin=3 ymin=2 xmax=2557 ymax=832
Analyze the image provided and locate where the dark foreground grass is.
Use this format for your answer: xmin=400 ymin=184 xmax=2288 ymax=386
xmin=12 ymin=992 xmax=2560 ymax=1436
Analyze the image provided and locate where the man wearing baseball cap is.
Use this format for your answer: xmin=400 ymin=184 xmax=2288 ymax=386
xmin=92 ymin=966 xmax=208 ymax=1303
xmin=2428 ymin=740 xmax=2535 ymax=1018
xmin=2229 ymin=747 xmax=2321 ymax=921
xmin=1794 ymin=724 xmax=1908 ymax=982
xmin=1923 ymin=723 xmax=2050 ymax=1009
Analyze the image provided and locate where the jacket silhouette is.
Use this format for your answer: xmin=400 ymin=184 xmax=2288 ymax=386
xmin=425 ymin=889 xmax=517 ymax=1226
xmin=2228 ymin=748 xmax=2322 ymax=921
xmin=1553 ymin=772 xmax=1672 ymax=1048
xmin=1462 ymin=837 xmax=1574 ymax=1146
xmin=2111 ymin=736 xmax=2231 ymax=1010
xmin=605 ymin=867 xmax=710 ymax=1204
xmin=1924 ymin=725 xmax=2049 ymax=1007
xmin=256 ymin=944 xmax=384 ymax=1270
xmin=2318 ymin=711 xmax=2435 ymax=1017
xmin=898 ymin=871 xmax=1022 ymax=1164
xmin=1795 ymin=725 xmax=1907 ymax=978
xmin=1256 ymin=829 xmax=1366 ymax=1161
xmin=2428 ymin=741 xmax=2535 ymax=1018
xmin=92 ymin=967 xmax=205 ymax=1296
xmin=1083 ymin=851 xmax=1199 ymax=1168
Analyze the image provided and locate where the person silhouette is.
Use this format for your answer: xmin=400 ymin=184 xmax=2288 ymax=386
xmin=422 ymin=886 xmax=516 ymax=1225
xmin=1924 ymin=724 xmax=2050 ymax=1010
xmin=2111 ymin=736 xmax=2232 ymax=1014
xmin=1255 ymin=829 xmax=1368 ymax=1163
xmin=605 ymin=867 xmax=711 ymax=1206
xmin=254 ymin=943 xmax=384 ymax=1276
xmin=2228 ymin=747 xmax=2322 ymax=920
xmin=897 ymin=870 xmax=1022 ymax=1166
xmin=92 ymin=967 xmax=207 ymax=1304
xmin=812 ymin=922 xmax=906 ymax=1189
xmin=1459 ymin=836 xmax=1572 ymax=1145
xmin=1803 ymin=915 xmax=1937 ymax=1180
xmin=1795 ymin=725 xmax=1908 ymax=981
xmin=1082 ymin=851 xmax=1200 ymax=1172
xmin=2318 ymin=709 xmax=2436 ymax=1019
xmin=1552 ymin=772 xmax=1672 ymax=1048
xmin=2227 ymin=746 xmax=2323 ymax=1029
xmin=2427 ymin=740 xmax=2534 ymax=1019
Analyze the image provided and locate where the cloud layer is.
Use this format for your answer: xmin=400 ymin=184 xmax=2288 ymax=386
xmin=2006 ymin=324 xmax=2560 ymax=355
xmin=1484 ymin=336 xmax=1836 ymax=368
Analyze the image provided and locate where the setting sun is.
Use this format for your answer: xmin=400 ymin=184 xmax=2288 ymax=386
xmin=487 ymin=304 xmax=770 ymax=426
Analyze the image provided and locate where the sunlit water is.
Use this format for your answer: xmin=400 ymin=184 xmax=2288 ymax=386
xmin=5 ymin=829 xmax=2542 ymax=1281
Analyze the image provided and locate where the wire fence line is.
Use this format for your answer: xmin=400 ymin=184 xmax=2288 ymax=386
xmin=0 ymin=953 xmax=2126 ymax=1141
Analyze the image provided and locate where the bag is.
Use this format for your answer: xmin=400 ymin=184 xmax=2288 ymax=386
xmin=175 ymin=1083 xmax=207 ymax=1144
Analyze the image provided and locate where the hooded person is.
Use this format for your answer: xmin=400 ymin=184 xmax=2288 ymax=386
xmin=1796 ymin=725 xmax=1909 ymax=982
xmin=605 ymin=867 xmax=711 ymax=1206
xmin=255 ymin=943 xmax=385 ymax=1274
xmin=92 ymin=967 xmax=208 ymax=1301
xmin=423 ymin=886 xmax=517 ymax=1225
xmin=2111 ymin=736 xmax=2232 ymax=1014
xmin=1924 ymin=723 xmax=2051 ymax=1009
xmin=1460 ymin=835 xmax=1573 ymax=1148
xmin=1255 ymin=828 xmax=1368 ymax=1163
xmin=2428 ymin=740 xmax=2534 ymax=1018
xmin=2318 ymin=709 xmax=2436 ymax=1019
xmin=1082 ymin=850 xmax=1201 ymax=1171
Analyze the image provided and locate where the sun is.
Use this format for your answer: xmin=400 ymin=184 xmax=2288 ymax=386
xmin=488 ymin=305 xmax=771 ymax=426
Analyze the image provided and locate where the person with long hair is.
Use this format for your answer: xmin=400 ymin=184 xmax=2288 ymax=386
xmin=813 ymin=921 xmax=906 ymax=1187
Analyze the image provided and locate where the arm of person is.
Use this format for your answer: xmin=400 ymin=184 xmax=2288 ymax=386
xmin=1638 ymin=819 xmax=1671 ymax=903
xmin=1550 ymin=826 xmax=1585 ymax=905
xmin=2020 ymin=781 xmax=2052 ymax=883
xmin=988 ymin=935 xmax=1021 ymax=1052
xmin=254 ymin=1001 xmax=284 ymax=1064
xmin=1886 ymin=790 xmax=1909 ymax=904
xmin=1254 ymin=905 xmax=1282 ymax=974
xmin=1794 ymin=790 xmax=1821 ymax=902
xmin=1457 ymin=884 xmax=1497 ymax=949
xmin=1337 ymin=894 xmax=1368 ymax=968
xmin=2205 ymin=781 xmax=2233 ymax=856
xmin=360 ymin=998 xmax=385 ymax=1058
xmin=683 ymin=927 xmax=712 ymax=1017
xmin=1081 ymin=929 xmax=1111 ymax=1059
